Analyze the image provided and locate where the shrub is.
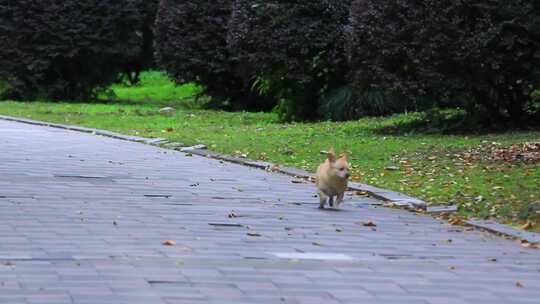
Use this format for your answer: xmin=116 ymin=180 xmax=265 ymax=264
xmin=0 ymin=0 xmax=148 ymax=101
xmin=0 ymin=78 xmax=8 ymax=97
xmin=227 ymin=0 xmax=351 ymax=121
xmin=318 ymin=87 xmax=417 ymax=121
xmin=154 ymin=0 xmax=270 ymax=111
xmin=349 ymin=0 xmax=540 ymax=125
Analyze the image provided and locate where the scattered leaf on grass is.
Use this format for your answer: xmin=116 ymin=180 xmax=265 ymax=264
xmin=185 ymin=153 xmax=193 ymax=157
xmin=162 ymin=240 xmax=176 ymax=246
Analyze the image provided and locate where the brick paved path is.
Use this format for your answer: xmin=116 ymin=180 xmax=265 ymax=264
xmin=1 ymin=119 xmax=539 ymax=304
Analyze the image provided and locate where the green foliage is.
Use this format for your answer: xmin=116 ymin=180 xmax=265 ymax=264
xmin=227 ymin=0 xmax=352 ymax=121
xmin=0 ymin=79 xmax=8 ymax=97
xmin=0 ymin=0 xmax=156 ymax=101
xmin=349 ymin=0 xmax=540 ymax=125
xmin=154 ymin=0 xmax=272 ymax=111
xmin=318 ymin=86 xmax=416 ymax=121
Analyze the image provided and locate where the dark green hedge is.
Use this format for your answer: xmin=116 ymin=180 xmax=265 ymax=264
xmin=0 ymin=0 xmax=150 ymax=101
xmin=154 ymin=0 xmax=271 ymax=110
xmin=227 ymin=0 xmax=351 ymax=121
xmin=349 ymin=0 xmax=540 ymax=124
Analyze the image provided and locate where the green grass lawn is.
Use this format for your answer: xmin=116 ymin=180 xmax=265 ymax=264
xmin=103 ymin=71 xmax=201 ymax=106
xmin=1 ymin=72 xmax=539 ymax=230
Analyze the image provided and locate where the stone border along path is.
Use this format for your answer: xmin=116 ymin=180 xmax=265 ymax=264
xmin=1 ymin=118 xmax=540 ymax=304
xmin=1 ymin=114 xmax=539 ymax=245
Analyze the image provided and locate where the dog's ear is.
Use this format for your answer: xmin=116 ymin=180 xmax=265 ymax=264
xmin=327 ymin=148 xmax=336 ymax=163
xmin=339 ymin=153 xmax=348 ymax=161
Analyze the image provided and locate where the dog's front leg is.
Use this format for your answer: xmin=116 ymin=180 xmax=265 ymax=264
xmin=335 ymin=193 xmax=344 ymax=207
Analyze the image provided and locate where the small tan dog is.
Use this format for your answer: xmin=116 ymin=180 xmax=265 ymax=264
xmin=316 ymin=148 xmax=350 ymax=209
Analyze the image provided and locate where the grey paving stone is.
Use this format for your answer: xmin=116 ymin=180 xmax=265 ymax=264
xmin=0 ymin=119 xmax=539 ymax=304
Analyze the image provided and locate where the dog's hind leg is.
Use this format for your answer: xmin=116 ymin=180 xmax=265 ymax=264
xmin=328 ymin=196 xmax=334 ymax=208
xmin=318 ymin=191 xmax=327 ymax=209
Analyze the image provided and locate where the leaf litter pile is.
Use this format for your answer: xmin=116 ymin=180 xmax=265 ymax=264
xmin=456 ymin=142 xmax=540 ymax=164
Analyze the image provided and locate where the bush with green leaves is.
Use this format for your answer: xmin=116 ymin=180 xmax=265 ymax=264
xmin=318 ymin=87 xmax=418 ymax=121
xmin=154 ymin=0 xmax=271 ymax=111
xmin=0 ymin=0 xmax=151 ymax=101
xmin=349 ymin=0 xmax=540 ymax=126
xmin=227 ymin=0 xmax=351 ymax=121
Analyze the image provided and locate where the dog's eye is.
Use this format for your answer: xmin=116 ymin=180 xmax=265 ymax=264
xmin=339 ymin=168 xmax=345 ymax=171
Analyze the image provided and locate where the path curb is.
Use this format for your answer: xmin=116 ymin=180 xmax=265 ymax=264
xmin=1 ymin=114 xmax=538 ymax=245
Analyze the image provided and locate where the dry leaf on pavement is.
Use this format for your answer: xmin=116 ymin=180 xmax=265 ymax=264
xmin=521 ymin=240 xmax=540 ymax=249
xmin=360 ymin=221 xmax=377 ymax=227
xmin=162 ymin=240 xmax=176 ymax=246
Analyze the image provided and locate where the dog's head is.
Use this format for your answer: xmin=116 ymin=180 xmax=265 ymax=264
xmin=327 ymin=148 xmax=350 ymax=180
